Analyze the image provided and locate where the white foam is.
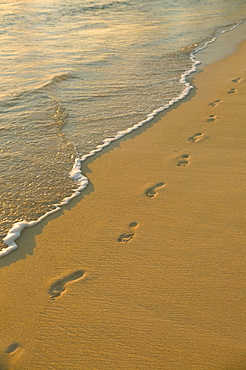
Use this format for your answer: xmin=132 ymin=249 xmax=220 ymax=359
xmin=1 ymin=21 xmax=243 ymax=257
xmin=1 ymin=208 xmax=59 ymax=257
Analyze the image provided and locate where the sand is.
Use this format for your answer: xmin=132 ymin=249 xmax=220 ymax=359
xmin=0 ymin=37 xmax=245 ymax=370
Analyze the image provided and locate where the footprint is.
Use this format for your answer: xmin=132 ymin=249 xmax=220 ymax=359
xmin=189 ymin=133 xmax=203 ymax=143
xmin=207 ymin=114 xmax=216 ymax=123
xmin=118 ymin=222 xmax=139 ymax=243
xmin=228 ymin=88 xmax=236 ymax=94
xmin=49 ymin=270 xmax=85 ymax=299
xmin=209 ymin=99 xmax=221 ymax=107
xmin=4 ymin=343 xmax=19 ymax=354
xmin=231 ymin=77 xmax=241 ymax=83
xmin=177 ymin=154 xmax=190 ymax=167
xmin=0 ymin=344 xmax=20 ymax=370
xmin=145 ymin=182 xmax=165 ymax=198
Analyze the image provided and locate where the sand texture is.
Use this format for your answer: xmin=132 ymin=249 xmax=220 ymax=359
xmin=0 ymin=40 xmax=245 ymax=369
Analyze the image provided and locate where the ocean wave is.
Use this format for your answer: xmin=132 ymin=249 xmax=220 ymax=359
xmin=0 ymin=37 xmax=197 ymax=257
xmin=57 ymin=0 xmax=131 ymax=18
xmin=1 ymin=21 xmax=244 ymax=258
xmin=0 ymin=74 xmax=74 ymax=114
xmin=80 ymin=1 xmax=130 ymax=12
xmin=43 ymin=73 xmax=76 ymax=89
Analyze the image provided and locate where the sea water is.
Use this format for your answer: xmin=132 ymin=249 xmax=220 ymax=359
xmin=0 ymin=0 xmax=245 ymax=254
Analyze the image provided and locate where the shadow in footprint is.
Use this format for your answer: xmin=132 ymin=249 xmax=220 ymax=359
xmin=145 ymin=182 xmax=165 ymax=198
xmin=209 ymin=100 xmax=221 ymax=107
xmin=4 ymin=343 xmax=19 ymax=354
xmin=232 ymin=78 xmax=241 ymax=83
xmin=49 ymin=270 xmax=85 ymax=299
xmin=118 ymin=222 xmax=139 ymax=243
xmin=228 ymin=88 xmax=236 ymax=94
xmin=207 ymin=115 xmax=216 ymax=123
xmin=177 ymin=154 xmax=190 ymax=167
xmin=189 ymin=133 xmax=203 ymax=143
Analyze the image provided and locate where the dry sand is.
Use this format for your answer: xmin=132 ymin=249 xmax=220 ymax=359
xmin=0 ymin=38 xmax=245 ymax=370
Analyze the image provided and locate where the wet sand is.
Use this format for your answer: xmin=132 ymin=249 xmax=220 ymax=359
xmin=0 ymin=39 xmax=245 ymax=369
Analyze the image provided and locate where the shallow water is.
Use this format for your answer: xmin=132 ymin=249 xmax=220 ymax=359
xmin=0 ymin=0 xmax=245 ymax=251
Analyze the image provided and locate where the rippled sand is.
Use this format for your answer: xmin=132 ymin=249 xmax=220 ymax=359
xmin=0 ymin=36 xmax=245 ymax=370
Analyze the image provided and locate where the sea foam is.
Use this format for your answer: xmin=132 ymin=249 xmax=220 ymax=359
xmin=1 ymin=21 xmax=242 ymax=257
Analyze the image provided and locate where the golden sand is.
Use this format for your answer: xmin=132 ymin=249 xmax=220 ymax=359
xmin=0 ymin=39 xmax=245 ymax=369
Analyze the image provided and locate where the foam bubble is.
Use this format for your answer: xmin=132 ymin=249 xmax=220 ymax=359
xmin=1 ymin=21 xmax=243 ymax=257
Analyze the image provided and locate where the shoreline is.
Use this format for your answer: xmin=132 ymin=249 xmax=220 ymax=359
xmin=0 ymin=32 xmax=246 ymax=369
xmin=2 ymin=21 xmax=246 ymax=257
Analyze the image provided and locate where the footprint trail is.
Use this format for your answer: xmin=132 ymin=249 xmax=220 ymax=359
xmin=118 ymin=222 xmax=139 ymax=243
xmin=49 ymin=270 xmax=85 ymax=299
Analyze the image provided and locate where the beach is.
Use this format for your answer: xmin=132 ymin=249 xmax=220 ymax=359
xmin=0 ymin=36 xmax=245 ymax=370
